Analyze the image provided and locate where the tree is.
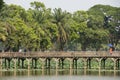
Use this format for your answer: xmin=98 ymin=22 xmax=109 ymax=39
xmin=0 ymin=17 xmax=16 ymax=52
xmin=0 ymin=0 xmax=4 ymax=11
xmin=30 ymin=1 xmax=45 ymax=11
xmin=0 ymin=1 xmax=119 ymax=52
xmin=88 ymin=4 xmax=120 ymax=49
xmin=72 ymin=10 xmax=89 ymax=51
xmin=30 ymin=1 xmax=56 ymax=51
xmin=52 ymin=8 xmax=71 ymax=51
xmin=0 ymin=21 xmax=6 ymax=42
xmin=4 ymin=17 xmax=38 ymax=51
xmin=0 ymin=4 xmax=27 ymax=51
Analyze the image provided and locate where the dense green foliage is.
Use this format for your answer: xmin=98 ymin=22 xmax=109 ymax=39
xmin=0 ymin=1 xmax=120 ymax=52
xmin=0 ymin=0 xmax=4 ymax=11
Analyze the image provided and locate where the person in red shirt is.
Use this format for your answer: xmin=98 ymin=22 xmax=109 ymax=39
xmin=109 ymin=47 xmax=115 ymax=55
xmin=109 ymin=47 xmax=113 ymax=54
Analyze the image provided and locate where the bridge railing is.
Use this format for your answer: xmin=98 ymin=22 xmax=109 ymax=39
xmin=0 ymin=51 xmax=120 ymax=58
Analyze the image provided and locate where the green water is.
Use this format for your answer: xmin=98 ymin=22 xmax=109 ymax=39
xmin=0 ymin=69 xmax=120 ymax=80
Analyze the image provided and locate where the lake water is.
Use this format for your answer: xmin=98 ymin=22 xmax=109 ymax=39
xmin=0 ymin=69 xmax=120 ymax=80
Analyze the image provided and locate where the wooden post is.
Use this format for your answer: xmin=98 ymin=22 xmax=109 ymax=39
xmin=27 ymin=58 xmax=31 ymax=70
xmin=0 ymin=58 xmax=2 ymax=70
xmin=96 ymin=58 xmax=102 ymax=76
xmin=32 ymin=59 xmax=34 ymax=68
xmin=83 ymin=58 xmax=87 ymax=70
xmin=54 ymin=58 xmax=59 ymax=75
xmin=96 ymin=58 xmax=102 ymax=71
xmin=73 ymin=59 xmax=74 ymax=69
xmin=8 ymin=59 xmax=11 ymax=69
xmin=39 ymin=58 xmax=46 ymax=75
xmin=118 ymin=59 xmax=119 ymax=70
xmin=116 ymin=59 xmax=119 ymax=70
xmin=45 ymin=58 xmax=47 ymax=69
xmin=54 ymin=58 xmax=59 ymax=69
xmin=5 ymin=58 xmax=7 ymax=69
xmin=112 ymin=58 xmax=117 ymax=70
xmin=68 ymin=58 xmax=73 ymax=69
xmin=21 ymin=59 xmax=25 ymax=69
xmin=39 ymin=58 xmax=46 ymax=69
xmin=61 ymin=58 xmax=64 ymax=69
xmin=58 ymin=59 xmax=61 ymax=68
xmin=101 ymin=58 xmax=106 ymax=69
xmin=75 ymin=59 xmax=78 ymax=69
xmin=18 ymin=58 xmax=20 ymax=69
xmin=88 ymin=58 xmax=91 ymax=69
xmin=68 ymin=58 xmax=73 ymax=75
xmin=13 ymin=58 xmax=17 ymax=70
xmin=35 ymin=59 xmax=37 ymax=69
xmin=48 ymin=58 xmax=51 ymax=69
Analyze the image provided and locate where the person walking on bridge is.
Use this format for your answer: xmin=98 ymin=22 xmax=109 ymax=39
xmin=108 ymin=44 xmax=115 ymax=55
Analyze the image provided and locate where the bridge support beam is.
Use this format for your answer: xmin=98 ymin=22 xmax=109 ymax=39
xmin=54 ymin=58 xmax=59 ymax=69
xmin=18 ymin=58 xmax=25 ymax=69
xmin=116 ymin=59 xmax=119 ymax=70
xmin=39 ymin=58 xmax=46 ymax=69
xmin=61 ymin=58 xmax=64 ymax=69
xmin=112 ymin=58 xmax=117 ymax=70
xmin=53 ymin=58 xmax=59 ymax=75
xmin=0 ymin=58 xmax=2 ymax=70
xmin=75 ymin=59 xmax=78 ymax=69
xmin=96 ymin=58 xmax=102 ymax=71
xmin=13 ymin=58 xmax=17 ymax=70
xmin=32 ymin=58 xmax=38 ymax=69
xmin=18 ymin=58 xmax=20 ymax=68
xmin=101 ymin=58 xmax=106 ymax=69
xmin=21 ymin=59 xmax=25 ymax=69
xmin=5 ymin=58 xmax=7 ymax=69
xmin=73 ymin=59 xmax=78 ymax=69
xmin=68 ymin=58 xmax=73 ymax=69
xmin=8 ymin=58 xmax=11 ymax=69
xmin=27 ymin=58 xmax=31 ymax=70
xmin=114 ymin=60 xmax=117 ymax=70
xmin=87 ymin=58 xmax=91 ymax=69
xmin=45 ymin=58 xmax=51 ymax=69
xmin=4 ymin=58 xmax=11 ymax=69
xmin=32 ymin=59 xmax=33 ymax=68
xmin=41 ymin=58 xmax=46 ymax=75
xmin=83 ymin=58 xmax=87 ymax=70
xmin=35 ymin=59 xmax=37 ymax=69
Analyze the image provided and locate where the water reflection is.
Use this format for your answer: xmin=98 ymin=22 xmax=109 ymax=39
xmin=0 ymin=69 xmax=120 ymax=80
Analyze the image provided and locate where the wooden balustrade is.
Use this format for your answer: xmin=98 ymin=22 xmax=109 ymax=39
xmin=0 ymin=51 xmax=120 ymax=58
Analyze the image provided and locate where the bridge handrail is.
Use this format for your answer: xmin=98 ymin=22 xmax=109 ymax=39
xmin=0 ymin=51 xmax=120 ymax=58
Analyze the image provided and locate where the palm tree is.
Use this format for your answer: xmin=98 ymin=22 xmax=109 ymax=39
xmin=52 ymin=8 xmax=70 ymax=51
xmin=30 ymin=2 xmax=58 ymax=51
xmin=30 ymin=3 xmax=51 ymax=51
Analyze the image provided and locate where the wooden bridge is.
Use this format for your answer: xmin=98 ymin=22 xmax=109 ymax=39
xmin=0 ymin=51 xmax=120 ymax=70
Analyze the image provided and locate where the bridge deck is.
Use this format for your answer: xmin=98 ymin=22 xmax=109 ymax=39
xmin=0 ymin=51 xmax=120 ymax=58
